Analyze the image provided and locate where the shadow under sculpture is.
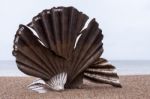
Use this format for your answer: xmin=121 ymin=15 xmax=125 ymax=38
xmin=12 ymin=6 xmax=122 ymax=93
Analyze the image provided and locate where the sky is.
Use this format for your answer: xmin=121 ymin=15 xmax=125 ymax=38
xmin=0 ymin=0 xmax=150 ymax=60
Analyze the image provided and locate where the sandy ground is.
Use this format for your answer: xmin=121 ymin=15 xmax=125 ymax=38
xmin=0 ymin=75 xmax=150 ymax=99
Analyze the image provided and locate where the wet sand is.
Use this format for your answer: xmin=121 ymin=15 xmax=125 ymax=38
xmin=0 ymin=75 xmax=150 ymax=99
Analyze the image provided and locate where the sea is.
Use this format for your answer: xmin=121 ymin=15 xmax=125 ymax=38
xmin=0 ymin=60 xmax=150 ymax=76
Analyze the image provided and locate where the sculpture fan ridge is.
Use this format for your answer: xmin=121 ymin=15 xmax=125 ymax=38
xmin=13 ymin=6 xmax=121 ymax=92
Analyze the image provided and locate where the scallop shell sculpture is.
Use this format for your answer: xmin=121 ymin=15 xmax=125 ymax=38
xmin=13 ymin=6 xmax=122 ymax=92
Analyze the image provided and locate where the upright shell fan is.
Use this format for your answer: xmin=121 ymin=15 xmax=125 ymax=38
xmin=13 ymin=6 xmax=121 ymax=92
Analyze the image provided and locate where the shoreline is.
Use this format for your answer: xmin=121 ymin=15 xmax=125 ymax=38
xmin=1 ymin=60 xmax=150 ymax=76
xmin=0 ymin=74 xmax=150 ymax=77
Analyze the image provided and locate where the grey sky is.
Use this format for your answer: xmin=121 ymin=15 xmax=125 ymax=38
xmin=0 ymin=0 xmax=150 ymax=60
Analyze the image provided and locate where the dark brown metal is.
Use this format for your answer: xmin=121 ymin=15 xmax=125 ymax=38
xmin=84 ymin=58 xmax=122 ymax=87
xmin=12 ymin=6 xmax=121 ymax=91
